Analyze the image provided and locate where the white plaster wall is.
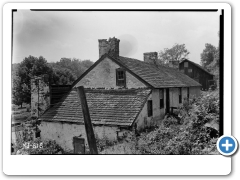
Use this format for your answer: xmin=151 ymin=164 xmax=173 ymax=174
xmin=135 ymin=94 xmax=152 ymax=131
xmin=39 ymin=121 xmax=119 ymax=151
xmin=74 ymin=57 xmax=146 ymax=89
xmin=169 ymin=88 xmax=179 ymax=107
xmin=182 ymin=87 xmax=188 ymax=102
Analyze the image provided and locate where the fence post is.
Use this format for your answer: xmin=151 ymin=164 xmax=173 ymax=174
xmin=76 ymin=86 xmax=98 ymax=154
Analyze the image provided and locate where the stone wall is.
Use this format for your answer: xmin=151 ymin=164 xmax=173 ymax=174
xmin=143 ymin=52 xmax=158 ymax=64
xmin=99 ymin=37 xmax=120 ymax=58
xmin=74 ymin=57 xmax=146 ymax=89
xmin=39 ymin=121 xmax=123 ymax=151
xmin=31 ymin=75 xmax=50 ymax=118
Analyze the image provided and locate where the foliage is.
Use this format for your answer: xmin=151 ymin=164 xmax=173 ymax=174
xmin=16 ymin=138 xmax=64 ymax=155
xmin=12 ymin=56 xmax=94 ymax=106
xmin=51 ymin=67 xmax=77 ymax=85
xmin=101 ymin=90 xmax=220 ymax=155
xmin=14 ymin=120 xmax=63 ymax=154
xmin=50 ymin=58 xmax=93 ymax=79
xmin=207 ymin=32 xmax=220 ymax=82
xmin=158 ymin=44 xmax=190 ymax=65
xmin=200 ymin=43 xmax=217 ymax=69
xmin=13 ymin=56 xmax=53 ymax=105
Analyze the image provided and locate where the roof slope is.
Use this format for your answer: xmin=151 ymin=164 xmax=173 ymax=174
xmin=117 ymin=56 xmax=201 ymax=88
xmin=39 ymin=88 xmax=151 ymax=126
xmin=180 ymin=59 xmax=214 ymax=76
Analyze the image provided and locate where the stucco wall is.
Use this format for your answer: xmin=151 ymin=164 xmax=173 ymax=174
xmin=135 ymin=94 xmax=152 ymax=131
xmin=169 ymin=88 xmax=179 ymax=107
xmin=74 ymin=57 xmax=146 ymax=89
xmin=39 ymin=121 xmax=120 ymax=151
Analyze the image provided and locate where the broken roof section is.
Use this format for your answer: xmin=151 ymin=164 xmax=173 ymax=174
xmin=39 ymin=88 xmax=151 ymax=127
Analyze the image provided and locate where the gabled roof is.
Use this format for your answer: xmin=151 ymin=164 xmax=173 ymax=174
xmin=39 ymin=88 xmax=151 ymax=127
xmin=71 ymin=54 xmax=201 ymax=89
xmin=180 ymin=59 xmax=214 ymax=76
xmin=117 ymin=56 xmax=201 ymax=88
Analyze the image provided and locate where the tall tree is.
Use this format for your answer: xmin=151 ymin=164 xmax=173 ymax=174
xmin=51 ymin=67 xmax=77 ymax=85
xmin=207 ymin=32 xmax=220 ymax=81
xmin=200 ymin=43 xmax=217 ymax=69
xmin=158 ymin=43 xmax=190 ymax=65
xmin=14 ymin=55 xmax=53 ymax=105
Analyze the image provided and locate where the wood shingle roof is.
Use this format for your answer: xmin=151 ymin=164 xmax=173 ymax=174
xmin=39 ymin=88 xmax=151 ymax=126
xmin=117 ymin=56 xmax=201 ymax=88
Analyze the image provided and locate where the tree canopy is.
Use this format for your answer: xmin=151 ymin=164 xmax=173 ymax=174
xmin=200 ymin=43 xmax=217 ymax=69
xmin=158 ymin=43 xmax=190 ymax=65
xmin=12 ymin=56 xmax=93 ymax=106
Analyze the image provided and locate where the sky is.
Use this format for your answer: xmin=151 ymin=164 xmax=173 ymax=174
xmin=13 ymin=10 xmax=220 ymax=64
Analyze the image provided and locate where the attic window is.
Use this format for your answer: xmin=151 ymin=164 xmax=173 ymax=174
xmin=116 ymin=68 xmax=126 ymax=87
xmin=147 ymin=100 xmax=153 ymax=117
xmin=179 ymin=88 xmax=182 ymax=104
xmin=184 ymin=62 xmax=188 ymax=68
xmin=159 ymin=89 xmax=164 ymax=109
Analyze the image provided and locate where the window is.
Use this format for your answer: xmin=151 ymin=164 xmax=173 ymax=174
xmin=188 ymin=69 xmax=192 ymax=73
xmin=116 ymin=68 xmax=126 ymax=87
xmin=179 ymin=88 xmax=182 ymax=104
xmin=147 ymin=100 xmax=153 ymax=117
xmin=184 ymin=62 xmax=188 ymax=67
xmin=159 ymin=89 xmax=164 ymax=109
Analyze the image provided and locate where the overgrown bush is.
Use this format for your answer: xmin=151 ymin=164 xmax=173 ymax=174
xmin=109 ymin=90 xmax=220 ymax=155
xmin=16 ymin=138 xmax=64 ymax=154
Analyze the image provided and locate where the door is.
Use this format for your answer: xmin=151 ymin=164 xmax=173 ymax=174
xmin=73 ymin=137 xmax=85 ymax=154
xmin=166 ymin=88 xmax=170 ymax=114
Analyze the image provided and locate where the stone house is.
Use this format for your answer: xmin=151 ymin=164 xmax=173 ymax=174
xmin=35 ymin=37 xmax=201 ymax=151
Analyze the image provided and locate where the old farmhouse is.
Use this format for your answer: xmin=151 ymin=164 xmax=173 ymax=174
xmin=179 ymin=59 xmax=214 ymax=90
xmin=34 ymin=37 xmax=201 ymax=151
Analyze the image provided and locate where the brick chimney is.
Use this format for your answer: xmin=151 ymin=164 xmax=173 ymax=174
xmin=98 ymin=37 xmax=120 ymax=58
xmin=143 ymin=52 xmax=158 ymax=64
xmin=169 ymin=60 xmax=179 ymax=69
xmin=31 ymin=75 xmax=50 ymax=118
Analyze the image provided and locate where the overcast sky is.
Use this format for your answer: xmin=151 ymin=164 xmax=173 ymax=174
xmin=13 ymin=10 xmax=220 ymax=64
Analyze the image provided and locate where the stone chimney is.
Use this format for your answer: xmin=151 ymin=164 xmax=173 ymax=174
xmin=169 ymin=60 xmax=179 ymax=69
xmin=31 ymin=75 xmax=50 ymax=118
xmin=98 ymin=37 xmax=120 ymax=58
xmin=143 ymin=52 xmax=158 ymax=64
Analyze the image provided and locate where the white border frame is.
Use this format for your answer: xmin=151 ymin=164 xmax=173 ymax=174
xmin=3 ymin=3 xmax=231 ymax=175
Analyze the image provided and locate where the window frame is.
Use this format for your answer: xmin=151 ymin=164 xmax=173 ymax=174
xmin=116 ymin=68 xmax=126 ymax=87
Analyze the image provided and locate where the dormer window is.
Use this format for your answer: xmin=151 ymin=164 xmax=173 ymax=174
xmin=116 ymin=68 xmax=126 ymax=87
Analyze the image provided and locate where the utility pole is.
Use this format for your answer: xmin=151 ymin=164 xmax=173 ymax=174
xmin=76 ymin=86 xmax=98 ymax=154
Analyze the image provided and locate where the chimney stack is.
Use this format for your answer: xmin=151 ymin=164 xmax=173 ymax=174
xmin=98 ymin=37 xmax=120 ymax=58
xmin=31 ymin=75 xmax=50 ymax=118
xmin=169 ymin=60 xmax=179 ymax=69
xmin=143 ymin=52 xmax=158 ymax=64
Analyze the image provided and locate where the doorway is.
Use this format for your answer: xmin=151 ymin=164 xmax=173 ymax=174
xmin=166 ymin=88 xmax=170 ymax=114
